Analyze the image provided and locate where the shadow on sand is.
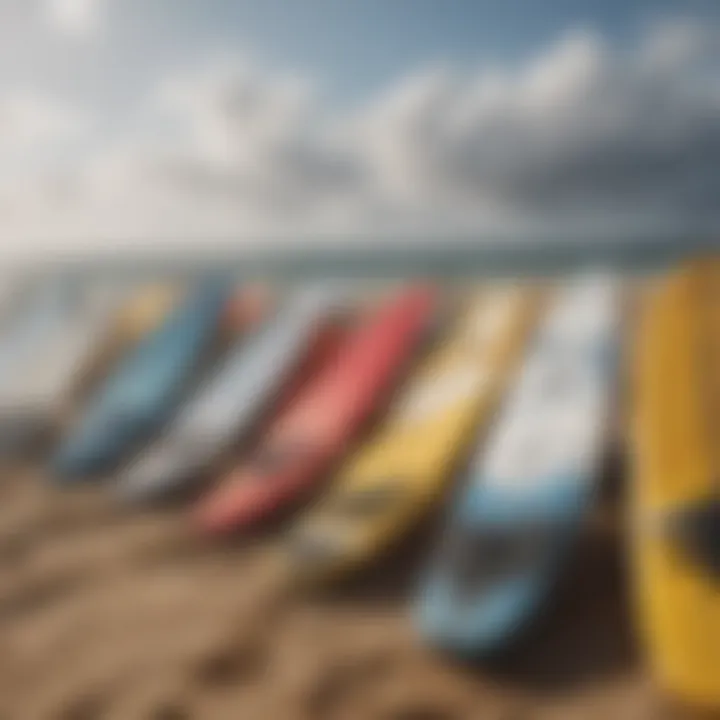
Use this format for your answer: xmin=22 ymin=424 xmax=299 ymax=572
xmin=320 ymin=444 xmax=639 ymax=696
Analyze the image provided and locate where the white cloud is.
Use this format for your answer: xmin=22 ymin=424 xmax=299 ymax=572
xmin=0 ymin=17 xmax=719 ymax=262
xmin=44 ymin=0 xmax=104 ymax=38
xmin=0 ymin=93 xmax=86 ymax=153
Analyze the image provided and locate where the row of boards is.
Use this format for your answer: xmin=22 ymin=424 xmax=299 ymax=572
xmin=0 ymin=263 xmax=717 ymax=709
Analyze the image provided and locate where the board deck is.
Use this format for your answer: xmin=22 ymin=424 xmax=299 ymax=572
xmin=52 ymin=278 xmax=237 ymax=481
xmin=0 ymin=282 xmax=130 ymax=451
xmin=631 ymin=260 xmax=720 ymax=709
xmin=283 ymin=284 xmax=539 ymax=586
xmin=415 ymin=272 xmax=621 ymax=656
xmin=117 ymin=288 xmax=342 ymax=504
xmin=75 ymin=282 xmax=184 ymax=399
xmin=0 ymin=283 xmax=76 ymax=391
xmin=195 ymin=284 xmax=439 ymax=535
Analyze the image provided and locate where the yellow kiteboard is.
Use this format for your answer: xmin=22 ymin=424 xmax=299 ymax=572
xmin=72 ymin=282 xmax=183 ymax=402
xmin=284 ymin=283 xmax=539 ymax=586
xmin=632 ymin=259 xmax=720 ymax=709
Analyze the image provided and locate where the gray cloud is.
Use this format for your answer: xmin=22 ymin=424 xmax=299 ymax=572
xmin=0 ymin=17 xmax=718 ymax=258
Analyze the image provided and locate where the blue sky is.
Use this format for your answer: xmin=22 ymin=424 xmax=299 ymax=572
xmin=188 ymin=0 xmax=719 ymax=94
xmin=0 ymin=0 xmax=718 ymax=260
xmin=20 ymin=0 xmax=720 ymax=107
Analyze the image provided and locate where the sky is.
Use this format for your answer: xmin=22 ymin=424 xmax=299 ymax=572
xmin=0 ymin=0 xmax=719 ymax=262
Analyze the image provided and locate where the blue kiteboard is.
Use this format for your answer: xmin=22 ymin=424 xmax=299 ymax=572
xmin=52 ymin=277 xmax=235 ymax=480
xmin=415 ymin=272 xmax=621 ymax=656
xmin=116 ymin=288 xmax=339 ymax=504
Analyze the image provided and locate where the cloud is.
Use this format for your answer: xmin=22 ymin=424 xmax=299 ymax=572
xmin=345 ymin=23 xmax=720 ymax=234
xmin=0 ymin=93 xmax=86 ymax=152
xmin=43 ymin=0 xmax=104 ymax=38
xmin=0 ymin=17 xmax=719 ymax=261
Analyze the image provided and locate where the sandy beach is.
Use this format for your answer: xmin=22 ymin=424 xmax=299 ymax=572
xmin=0 ymin=441 xmax=672 ymax=720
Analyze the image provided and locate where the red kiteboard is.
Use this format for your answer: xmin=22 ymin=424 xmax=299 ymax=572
xmin=195 ymin=284 xmax=438 ymax=535
xmin=239 ymin=316 xmax=351 ymax=452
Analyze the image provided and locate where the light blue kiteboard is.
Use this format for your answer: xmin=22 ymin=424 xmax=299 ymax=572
xmin=0 ymin=281 xmax=130 ymax=450
xmin=52 ymin=277 xmax=235 ymax=481
xmin=0 ymin=281 xmax=72 ymax=383
xmin=116 ymin=288 xmax=339 ymax=504
xmin=0 ymin=280 xmax=106 ymax=447
xmin=415 ymin=272 xmax=621 ymax=657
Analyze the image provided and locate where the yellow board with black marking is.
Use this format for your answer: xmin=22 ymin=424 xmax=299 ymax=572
xmin=284 ymin=284 xmax=539 ymax=586
xmin=632 ymin=260 xmax=720 ymax=709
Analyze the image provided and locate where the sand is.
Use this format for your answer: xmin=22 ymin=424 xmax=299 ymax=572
xmin=0 ymin=446 xmax=680 ymax=720
xmin=0 ymin=283 xmax=685 ymax=719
